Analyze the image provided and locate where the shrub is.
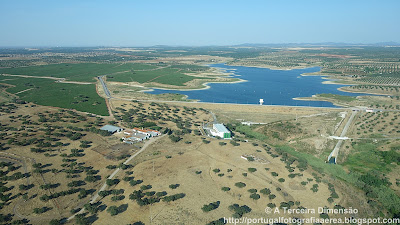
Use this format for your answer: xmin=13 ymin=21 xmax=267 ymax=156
xmin=107 ymin=206 xmax=119 ymax=216
xmin=248 ymin=168 xmax=257 ymax=173
xmin=33 ymin=207 xmax=50 ymax=214
xmin=106 ymin=165 xmax=117 ymax=169
xmin=49 ymin=219 xmax=61 ymax=225
xmin=106 ymin=179 xmax=120 ymax=186
xmin=250 ymin=193 xmax=260 ymax=200
xmin=85 ymin=175 xmax=100 ymax=182
xmin=247 ymin=189 xmax=257 ymax=193
xmin=228 ymin=204 xmax=251 ymax=218
xmin=269 ymin=194 xmax=276 ymax=200
xmin=260 ymin=188 xmax=271 ymax=195
xmin=320 ymin=213 xmax=329 ymax=219
xmin=163 ymin=193 xmax=185 ymax=202
xmin=99 ymin=190 xmax=111 ymax=198
xmin=129 ymin=190 xmax=144 ymax=200
xmin=206 ymin=218 xmax=225 ymax=225
xmin=140 ymin=184 xmax=152 ymax=190
xmin=156 ymin=191 xmax=167 ymax=197
xmin=169 ymin=184 xmax=180 ymax=189
xmin=129 ymin=179 xmax=143 ymax=186
xmin=111 ymin=195 xmax=125 ymax=201
xmin=311 ymin=184 xmax=319 ymax=192
xmin=75 ymin=214 xmax=88 ymax=225
xmin=221 ymin=187 xmax=230 ymax=192
xmin=84 ymin=203 xmax=98 ymax=214
xmin=169 ymin=135 xmax=181 ymax=142
xmin=201 ymin=201 xmax=220 ymax=212
xmin=246 ymin=157 xmax=254 ymax=161
xmin=235 ymin=182 xmax=246 ymax=188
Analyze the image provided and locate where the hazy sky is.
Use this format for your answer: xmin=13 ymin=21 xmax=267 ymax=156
xmin=1 ymin=0 xmax=399 ymax=47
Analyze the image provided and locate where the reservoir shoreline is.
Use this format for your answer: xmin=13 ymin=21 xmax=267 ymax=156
xmin=145 ymin=64 xmax=368 ymax=108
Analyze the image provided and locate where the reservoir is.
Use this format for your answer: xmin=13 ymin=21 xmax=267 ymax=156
xmin=146 ymin=64 xmax=365 ymax=107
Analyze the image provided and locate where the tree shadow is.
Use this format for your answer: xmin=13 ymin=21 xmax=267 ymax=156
xmin=118 ymin=204 xmax=128 ymax=213
xmin=98 ymin=204 xmax=107 ymax=212
xmin=86 ymin=214 xmax=99 ymax=224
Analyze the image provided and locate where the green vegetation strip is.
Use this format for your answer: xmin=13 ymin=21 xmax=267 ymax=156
xmin=234 ymin=125 xmax=268 ymax=141
xmin=235 ymin=123 xmax=400 ymax=215
xmin=318 ymin=94 xmax=356 ymax=102
xmin=276 ymin=144 xmax=400 ymax=215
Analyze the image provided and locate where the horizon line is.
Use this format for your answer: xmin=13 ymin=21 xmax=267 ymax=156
xmin=1 ymin=41 xmax=400 ymax=49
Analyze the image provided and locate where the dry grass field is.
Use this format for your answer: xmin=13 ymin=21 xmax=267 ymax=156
xmin=0 ymin=103 xmax=137 ymax=224
xmin=84 ymin=100 xmax=376 ymax=224
xmin=0 ymin=98 xmax=395 ymax=225
xmin=94 ymin=131 xmax=368 ymax=224
xmin=165 ymin=101 xmax=342 ymax=123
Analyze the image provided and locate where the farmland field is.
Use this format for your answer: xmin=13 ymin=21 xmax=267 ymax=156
xmin=0 ymin=63 xmax=158 ymax=82
xmin=0 ymin=76 xmax=109 ymax=116
xmin=107 ymin=67 xmax=209 ymax=86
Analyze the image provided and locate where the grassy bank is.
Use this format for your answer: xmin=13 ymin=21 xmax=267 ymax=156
xmin=318 ymin=93 xmax=357 ymax=102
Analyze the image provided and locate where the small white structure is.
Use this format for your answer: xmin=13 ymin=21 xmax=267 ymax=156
xmin=259 ymin=99 xmax=264 ymax=105
xmin=123 ymin=128 xmax=161 ymax=143
xmin=123 ymin=133 xmax=149 ymax=142
xmin=366 ymin=108 xmax=374 ymax=113
xmin=133 ymin=128 xmax=161 ymax=137
xmin=210 ymin=123 xmax=231 ymax=139
xmin=241 ymin=121 xmax=267 ymax=126
xmin=329 ymin=136 xmax=351 ymax=140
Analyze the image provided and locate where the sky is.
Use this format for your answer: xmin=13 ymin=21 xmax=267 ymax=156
xmin=0 ymin=0 xmax=399 ymax=47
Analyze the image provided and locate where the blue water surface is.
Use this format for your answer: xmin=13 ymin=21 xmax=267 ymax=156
xmin=146 ymin=64 xmax=366 ymax=107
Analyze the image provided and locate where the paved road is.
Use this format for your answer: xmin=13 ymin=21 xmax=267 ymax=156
xmin=354 ymin=137 xmax=400 ymax=140
xmin=210 ymin=111 xmax=217 ymax=124
xmin=67 ymin=134 xmax=165 ymax=221
xmin=328 ymin=110 xmax=358 ymax=163
xmin=98 ymin=75 xmax=112 ymax=98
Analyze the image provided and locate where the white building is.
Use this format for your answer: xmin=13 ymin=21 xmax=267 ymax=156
xmin=123 ymin=133 xmax=149 ymax=142
xmin=100 ymin=125 xmax=123 ymax=134
xmin=210 ymin=123 xmax=231 ymax=139
xmin=132 ymin=128 xmax=161 ymax=137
